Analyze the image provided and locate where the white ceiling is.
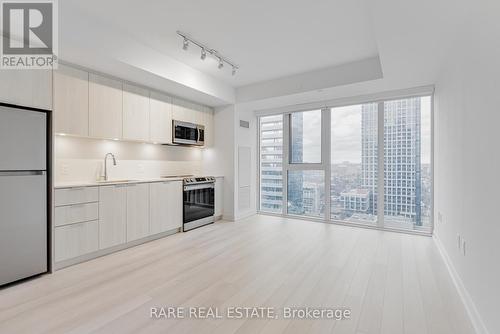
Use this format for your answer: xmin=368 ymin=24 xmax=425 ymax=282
xmin=58 ymin=0 xmax=468 ymax=107
xmin=60 ymin=0 xmax=378 ymax=87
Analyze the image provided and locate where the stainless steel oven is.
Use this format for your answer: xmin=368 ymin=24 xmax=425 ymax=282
xmin=183 ymin=177 xmax=215 ymax=231
xmin=173 ymin=120 xmax=205 ymax=146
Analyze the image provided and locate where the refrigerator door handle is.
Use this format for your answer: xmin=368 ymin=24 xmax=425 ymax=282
xmin=0 ymin=171 xmax=46 ymax=176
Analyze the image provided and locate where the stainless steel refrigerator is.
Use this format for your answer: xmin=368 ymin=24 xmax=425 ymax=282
xmin=0 ymin=104 xmax=48 ymax=286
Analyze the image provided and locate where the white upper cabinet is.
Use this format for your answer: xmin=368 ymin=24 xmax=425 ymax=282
xmin=192 ymin=102 xmax=205 ymax=125
xmin=126 ymin=183 xmax=150 ymax=242
xmin=149 ymin=91 xmax=172 ymax=144
xmin=203 ymin=106 xmax=214 ymax=147
xmin=172 ymin=98 xmax=207 ymax=128
xmin=51 ymin=64 xmax=212 ymax=145
xmin=89 ymin=74 xmax=123 ymax=139
xmin=123 ymin=84 xmax=150 ymax=141
xmin=172 ymin=98 xmax=193 ymax=123
xmin=53 ymin=64 xmax=89 ymax=136
xmin=0 ymin=69 xmax=52 ymax=110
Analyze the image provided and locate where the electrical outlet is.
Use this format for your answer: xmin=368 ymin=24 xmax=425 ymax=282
xmin=457 ymin=234 xmax=461 ymax=250
xmin=438 ymin=212 xmax=443 ymax=223
xmin=61 ymin=163 xmax=69 ymax=176
xmin=138 ymin=163 xmax=145 ymax=174
xmin=462 ymin=239 xmax=466 ymax=256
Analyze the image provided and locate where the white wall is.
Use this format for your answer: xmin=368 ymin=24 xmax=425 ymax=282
xmin=202 ymin=105 xmax=236 ymax=220
xmin=55 ymin=136 xmax=203 ymax=183
xmin=233 ymin=104 xmax=258 ymax=220
xmin=434 ymin=1 xmax=500 ymax=333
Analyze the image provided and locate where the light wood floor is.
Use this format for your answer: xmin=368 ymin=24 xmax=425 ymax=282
xmin=0 ymin=215 xmax=474 ymax=334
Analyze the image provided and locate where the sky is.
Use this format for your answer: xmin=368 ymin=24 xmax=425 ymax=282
xmin=299 ymin=96 xmax=432 ymax=164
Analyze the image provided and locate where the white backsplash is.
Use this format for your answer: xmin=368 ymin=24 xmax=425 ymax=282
xmin=54 ymin=136 xmax=203 ymax=183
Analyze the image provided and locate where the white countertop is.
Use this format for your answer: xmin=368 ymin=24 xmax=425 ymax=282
xmin=54 ymin=176 xmax=224 ymax=189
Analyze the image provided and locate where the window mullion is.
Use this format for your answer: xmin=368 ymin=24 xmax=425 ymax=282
xmin=283 ymin=113 xmax=290 ymax=214
xmin=377 ymin=101 xmax=385 ymax=228
xmin=322 ymin=108 xmax=331 ymax=220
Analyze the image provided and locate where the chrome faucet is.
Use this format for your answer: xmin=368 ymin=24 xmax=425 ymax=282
xmin=103 ymin=153 xmax=117 ymax=181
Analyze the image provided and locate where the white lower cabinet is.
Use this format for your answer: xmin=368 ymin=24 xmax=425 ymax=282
xmin=55 ymin=221 xmax=99 ymax=262
xmin=215 ymin=177 xmax=224 ymax=218
xmin=99 ymin=185 xmax=127 ymax=249
xmin=150 ymin=181 xmax=182 ymax=234
xmin=55 ymin=202 xmax=98 ymax=227
xmin=126 ymin=183 xmax=150 ymax=242
xmin=54 ymin=180 xmax=191 ymax=267
xmin=167 ymin=181 xmax=183 ymax=230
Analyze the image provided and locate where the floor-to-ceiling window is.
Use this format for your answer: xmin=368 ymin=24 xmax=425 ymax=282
xmin=259 ymin=115 xmax=283 ymax=213
xmin=258 ymin=94 xmax=433 ymax=233
xmin=382 ymin=96 xmax=432 ymax=232
xmin=287 ymin=110 xmax=325 ymax=218
xmin=330 ymin=103 xmax=378 ymax=226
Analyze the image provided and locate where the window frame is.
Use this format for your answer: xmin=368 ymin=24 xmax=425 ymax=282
xmin=283 ymin=109 xmax=330 ymax=218
xmin=256 ymin=92 xmax=434 ymax=236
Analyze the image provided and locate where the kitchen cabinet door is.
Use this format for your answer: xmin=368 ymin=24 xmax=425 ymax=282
xmin=215 ymin=177 xmax=224 ymax=218
xmin=53 ymin=64 xmax=89 ymax=136
xmin=192 ymin=102 xmax=205 ymax=125
xmin=172 ymin=98 xmax=194 ymax=123
xmin=167 ymin=181 xmax=183 ymax=230
xmin=149 ymin=91 xmax=172 ymax=144
xmin=89 ymin=74 xmax=123 ymax=139
xmin=0 ymin=69 xmax=52 ymax=110
xmin=203 ymin=106 xmax=214 ymax=147
xmin=55 ymin=220 xmax=99 ymax=262
xmin=123 ymin=84 xmax=150 ymax=141
xmin=150 ymin=182 xmax=173 ymax=234
xmin=126 ymin=183 xmax=150 ymax=242
xmin=99 ymin=185 xmax=127 ymax=249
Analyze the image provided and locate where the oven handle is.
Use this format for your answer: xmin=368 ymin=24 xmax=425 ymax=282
xmin=184 ymin=183 xmax=215 ymax=191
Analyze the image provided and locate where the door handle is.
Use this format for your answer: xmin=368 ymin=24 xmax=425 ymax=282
xmin=0 ymin=170 xmax=45 ymax=176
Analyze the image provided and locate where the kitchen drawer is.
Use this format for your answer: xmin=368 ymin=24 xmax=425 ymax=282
xmin=55 ymin=220 xmax=99 ymax=262
xmin=54 ymin=187 xmax=98 ymax=206
xmin=54 ymin=202 xmax=98 ymax=227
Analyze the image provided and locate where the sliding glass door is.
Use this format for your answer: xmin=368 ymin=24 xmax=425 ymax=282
xmin=258 ymin=95 xmax=433 ymax=233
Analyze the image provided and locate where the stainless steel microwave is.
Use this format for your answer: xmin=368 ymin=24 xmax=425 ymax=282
xmin=172 ymin=120 xmax=205 ymax=146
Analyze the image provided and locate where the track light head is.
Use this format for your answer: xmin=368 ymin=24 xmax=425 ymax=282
xmin=177 ymin=31 xmax=238 ymax=75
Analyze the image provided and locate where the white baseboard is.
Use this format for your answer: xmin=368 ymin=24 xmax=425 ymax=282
xmin=222 ymin=214 xmax=235 ymax=222
xmin=234 ymin=210 xmax=256 ymax=221
xmin=433 ymin=234 xmax=489 ymax=334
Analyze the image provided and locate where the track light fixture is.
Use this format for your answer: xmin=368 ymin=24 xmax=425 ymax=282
xmin=177 ymin=31 xmax=239 ymax=76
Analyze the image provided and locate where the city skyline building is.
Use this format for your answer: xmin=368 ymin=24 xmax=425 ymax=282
xmin=259 ymin=115 xmax=283 ymax=213
xmin=360 ymin=98 xmax=423 ymax=226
